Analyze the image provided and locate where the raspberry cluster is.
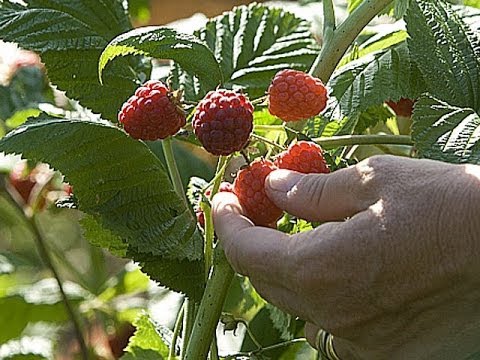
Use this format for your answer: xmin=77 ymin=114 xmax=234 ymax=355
xmin=193 ymin=90 xmax=254 ymax=156
xmin=267 ymin=69 xmax=328 ymax=122
xmin=118 ymin=80 xmax=186 ymax=141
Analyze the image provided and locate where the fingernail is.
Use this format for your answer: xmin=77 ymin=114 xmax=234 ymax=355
xmin=266 ymin=169 xmax=303 ymax=193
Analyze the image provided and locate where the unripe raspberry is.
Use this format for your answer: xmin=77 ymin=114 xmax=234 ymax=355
xmin=193 ymin=90 xmax=254 ymax=156
xmin=386 ymin=98 xmax=415 ymax=118
xmin=118 ymin=80 xmax=186 ymax=140
xmin=274 ymin=141 xmax=330 ymax=174
xmin=233 ymin=159 xmax=283 ymax=227
xmin=196 ymin=182 xmax=233 ymax=228
xmin=268 ymin=69 xmax=328 ymax=122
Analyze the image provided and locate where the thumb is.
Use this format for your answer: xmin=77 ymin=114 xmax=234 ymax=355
xmin=265 ymin=167 xmax=375 ymax=222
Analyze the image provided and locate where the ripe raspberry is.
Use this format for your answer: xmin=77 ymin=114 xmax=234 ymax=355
xmin=118 ymin=80 xmax=186 ymax=140
xmin=196 ymin=182 xmax=233 ymax=228
xmin=268 ymin=69 xmax=328 ymax=122
xmin=386 ymin=98 xmax=415 ymax=118
xmin=274 ymin=141 xmax=330 ymax=174
xmin=233 ymin=159 xmax=283 ymax=227
xmin=193 ymin=90 xmax=254 ymax=155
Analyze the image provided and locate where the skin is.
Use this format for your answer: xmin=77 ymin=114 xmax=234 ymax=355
xmin=212 ymin=155 xmax=480 ymax=359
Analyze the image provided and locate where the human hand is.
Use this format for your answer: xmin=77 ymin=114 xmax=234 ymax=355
xmin=212 ymin=155 xmax=480 ymax=360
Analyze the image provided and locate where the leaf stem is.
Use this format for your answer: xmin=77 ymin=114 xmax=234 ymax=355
xmin=309 ymin=0 xmax=394 ymax=82
xmin=29 ymin=215 xmax=89 ymax=360
xmin=162 ymin=137 xmax=187 ymax=205
xmin=184 ymin=246 xmax=235 ymax=360
xmin=1 ymin=189 xmax=89 ymax=359
xmin=182 ymin=300 xmax=197 ymax=356
xmin=251 ymin=133 xmax=286 ymax=150
xmin=313 ymin=134 xmax=413 ymax=149
xmin=169 ymin=302 xmax=185 ymax=360
xmin=225 ymin=338 xmax=308 ymax=359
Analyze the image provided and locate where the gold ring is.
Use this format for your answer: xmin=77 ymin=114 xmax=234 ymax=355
xmin=316 ymin=328 xmax=341 ymax=360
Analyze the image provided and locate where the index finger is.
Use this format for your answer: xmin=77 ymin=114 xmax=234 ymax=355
xmin=212 ymin=191 xmax=293 ymax=286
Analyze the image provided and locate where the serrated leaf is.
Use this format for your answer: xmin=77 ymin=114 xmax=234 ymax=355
xmin=0 ymin=0 xmax=150 ymax=121
xmin=0 ymin=115 xmax=205 ymax=299
xmin=171 ymin=3 xmax=320 ymax=101
xmin=0 ymin=279 xmax=87 ymax=344
xmin=406 ymin=0 xmax=480 ymax=111
xmin=266 ymin=303 xmax=296 ymax=341
xmin=99 ymin=26 xmax=222 ymax=89
xmin=412 ymin=95 xmax=480 ymax=164
xmin=327 ymin=41 xmax=426 ymax=132
xmin=340 ymin=29 xmax=408 ymax=68
xmin=122 ymin=314 xmax=172 ymax=359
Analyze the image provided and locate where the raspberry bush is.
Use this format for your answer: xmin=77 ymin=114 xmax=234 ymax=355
xmin=0 ymin=0 xmax=479 ymax=359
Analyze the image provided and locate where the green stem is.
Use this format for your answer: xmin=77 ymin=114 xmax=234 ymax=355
xmin=30 ymin=215 xmax=89 ymax=360
xmin=226 ymin=338 xmax=307 ymax=359
xmin=241 ymin=320 xmax=262 ymax=349
xmin=322 ymin=0 xmax=336 ymax=44
xmin=204 ymin=156 xmax=229 ymax=279
xmin=162 ymin=137 xmax=187 ymax=206
xmin=313 ymin=134 xmax=413 ymax=149
xmin=182 ymin=300 xmax=197 ymax=357
xmin=309 ymin=0 xmax=394 ymax=82
xmin=169 ymin=303 xmax=185 ymax=360
xmin=251 ymin=133 xmax=286 ymax=150
xmin=210 ymin=338 xmax=219 ymax=360
xmin=184 ymin=246 xmax=235 ymax=360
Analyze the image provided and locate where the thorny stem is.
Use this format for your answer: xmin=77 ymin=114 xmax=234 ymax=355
xmin=309 ymin=0 xmax=395 ymax=82
xmin=313 ymin=134 xmax=413 ymax=149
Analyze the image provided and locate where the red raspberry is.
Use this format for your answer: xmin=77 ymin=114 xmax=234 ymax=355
xmin=233 ymin=159 xmax=283 ymax=227
xmin=386 ymin=98 xmax=415 ymax=118
xmin=118 ymin=80 xmax=186 ymax=140
xmin=267 ymin=69 xmax=328 ymax=122
xmin=193 ymin=90 xmax=254 ymax=156
xmin=274 ymin=141 xmax=330 ymax=174
xmin=196 ymin=182 xmax=233 ymax=228
xmin=9 ymin=162 xmax=36 ymax=204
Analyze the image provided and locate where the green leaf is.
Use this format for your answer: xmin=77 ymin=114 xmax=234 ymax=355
xmin=339 ymin=29 xmax=408 ymax=68
xmin=327 ymin=42 xmax=426 ymax=131
xmin=464 ymin=0 xmax=480 ymax=8
xmin=0 ymin=0 xmax=150 ymax=121
xmin=266 ymin=303 xmax=296 ymax=341
xmin=0 ymin=279 xmax=87 ymax=344
xmin=412 ymin=95 xmax=480 ymax=164
xmin=171 ymin=3 xmax=320 ymax=101
xmin=0 ymin=115 xmax=205 ymax=299
xmin=122 ymin=314 xmax=172 ymax=359
xmin=348 ymin=0 xmax=408 ymax=18
xmin=406 ymin=0 xmax=480 ymax=111
xmin=99 ymin=26 xmax=222 ymax=89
